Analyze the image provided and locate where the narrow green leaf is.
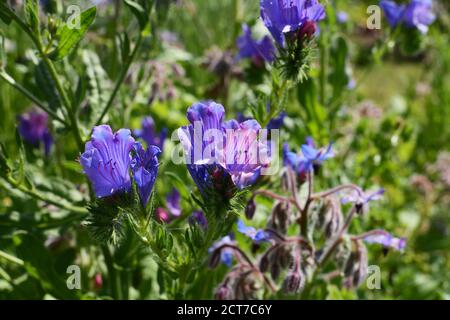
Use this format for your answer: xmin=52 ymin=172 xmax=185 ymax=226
xmin=124 ymin=0 xmax=148 ymax=30
xmin=0 ymin=1 xmax=13 ymax=25
xmin=24 ymin=0 xmax=40 ymax=33
xmin=82 ymin=50 xmax=111 ymax=125
xmin=48 ymin=7 xmax=97 ymax=60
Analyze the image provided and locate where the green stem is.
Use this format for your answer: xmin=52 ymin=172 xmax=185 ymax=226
xmin=95 ymin=33 xmax=142 ymax=126
xmin=0 ymin=71 xmax=67 ymax=125
xmin=0 ymin=249 xmax=24 ymax=266
xmin=40 ymin=56 xmax=84 ymax=151
xmin=101 ymin=245 xmax=122 ymax=300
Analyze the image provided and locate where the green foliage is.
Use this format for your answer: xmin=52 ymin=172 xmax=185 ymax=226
xmin=48 ymin=7 xmax=97 ymax=60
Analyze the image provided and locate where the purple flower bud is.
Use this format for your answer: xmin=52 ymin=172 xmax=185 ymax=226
xmin=155 ymin=207 xmax=170 ymax=223
xmin=282 ymin=268 xmax=305 ymax=294
xmin=214 ymin=283 xmax=234 ymax=300
xmin=245 ymin=197 xmax=257 ymax=220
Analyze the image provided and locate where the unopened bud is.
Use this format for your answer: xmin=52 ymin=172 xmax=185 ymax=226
xmin=245 ymin=197 xmax=256 ymax=220
xmin=209 ymin=249 xmax=221 ymax=269
xmin=155 ymin=208 xmax=169 ymax=223
xmin=298 ymin=20 xmax=317 ymax=40
xmin=215 ymin=283 xmax=233 ymax=300
xmin=282 ymin=269 xmax=305 ymax=294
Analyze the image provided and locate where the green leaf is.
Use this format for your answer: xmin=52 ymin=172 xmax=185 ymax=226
xmin=124 ymin=0 xmax=148 ymax=30
xmin=82 ymin=50 xmax=111 ymax=125
xmin=48 ymin=7 xmax=97 ymax=61
xmin=0 ymin=1 xmax=13 ymax=25
xmin=34 ymin=61 xmax=62 ymax=111
xmin=24 ymin=0 xmax=40 ymax=34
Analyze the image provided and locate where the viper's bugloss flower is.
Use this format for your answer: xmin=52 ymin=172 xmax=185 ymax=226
xmin=18 ymin=110 xmax=53 ymax=155
xmin=363 ymin=230 xmax=406 ymax=251
xmin=134 ymin=116 xmax=167 ymax=151
xmin=209 ymin=235 xmax=234 ymax=267
xmin=131 ymin=142 xmax=161 ymax=206
xmin=260 ymin=0 xmax=326 ymax=46
xmin=236 ymin=24 xmax=276 ymax=65
xmin=80 ymin=125 xmax=135 ymax=198
xmin=177 ymin=101 xmax=270 ymax=197
xmin=166 ymin=188 xmax=181 ymax=217
xmin=380 ymin=0 xmax=435 ymax=33
xmin=189 ymin=210 xmax=208 ymax=229
xmin=237 ymin=220 xmax=270 ymax=243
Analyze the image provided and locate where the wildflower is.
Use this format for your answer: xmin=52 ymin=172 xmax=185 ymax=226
xmin=208 ymin=235 xmax=234 ymax=267
xmin=245 ymin=197 xmax=257 ymax=220
xmin=177 ymin=101 xmax=270 ymax=197
xmin=363 ymin=230 xmax=406 ymax=251
xmin=341 ymin=188 xmax=384 ymax=213
xmin=380 ymin=0 xmax=435 ymax=33
xmin=166 ymin=188 xmax=181 ymax=217
xmin=237 ymin=220 xmax=270 ymax=243
xmin=18 ymin=110 xmax=53 ymax=155
xmin=134 ymin=116 xmax=167 ymax=151
xmin=260 ymin=0 xmax=326 ymax=46
xmin=189 ymin=210 xmax=208 ymax=229
xmin=80 ymin=125 xmax=135 ymax=198
xmin=301 ymin=139 xmax=334 ymax=172
xmin=236 ymin=24 xmax=276 ymax=66
xmin=131 ymin=142 xmax=161 ymax=206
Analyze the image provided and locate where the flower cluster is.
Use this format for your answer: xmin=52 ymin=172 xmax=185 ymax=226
xmin=380 ymin=0 xmax=436 ymax=33
xmin=209 ymin=140 xmax=405 ymax=299
xmin=80 ymin=125 xmax=161 ymax=206
xmin=177 ymin=101 xmax=273 ymax=200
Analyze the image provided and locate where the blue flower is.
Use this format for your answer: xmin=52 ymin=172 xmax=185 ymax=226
xmin=260 ymin=0 xmax=326 ymax=46
xmin=341 ymin=188 xmax=385 ymax=206
xmin=363 ymin=230 xmax=406 ymax=251
xmin=18 ymin=110 xmax=53 ymax=155
xmin=80 ymin=125 xmax=135 ymax=198
xmin=166 ymin=188 xmax=181 ymax=217
xmin=236 ymin=24 xmax=276 ymax=65
xmin=134 ymin=116 xmax=167 ymax=151
xmin=266 ymin=111 xmax=286 ymax=130
xmin=380 ymin=0 xmax=435 ymax=33
xmin=237 ymin=220 xmax=270 ymax=243
xmin=208 ymin=236 xmax=234 ymax=267
xmin=301 ymin=139 xmax=334 ymax=172
xmin=131 ymin=142 xmax=161 ymax=206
